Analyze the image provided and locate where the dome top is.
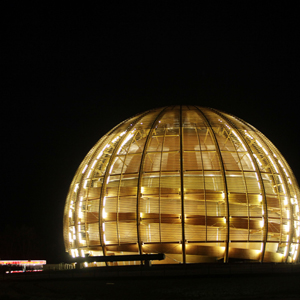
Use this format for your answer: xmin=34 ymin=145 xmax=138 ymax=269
xmin=64 ymin=106 xmax=300 ymax=264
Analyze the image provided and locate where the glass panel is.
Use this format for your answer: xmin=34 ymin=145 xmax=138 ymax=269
xmin=244 ymin=172 xmax=261 ymax=193
xmin=119 ymin=221 xmax=137 ymax=243
xmin=185 ymin=224 xmax=206 ymax=241
xmin=204 ymin=171 xmax=224 ymax=192
xmin=161 ymin=173 xmax=180 ymax=189
xmin=161 ymin=152 xmax=180 ymax=171
xmin=184 ymin=172 xmax=204 ymax=190
xmin=104 ymin=222 xmax=118 ymax=244
xmin=123 ymin=154 xmax=142 ymax=173
xmin=86 ymin=199 xmax=100 ymax=223
xmin=197 ymin=127 xmax=216 ymax=150
xmin=87 ymin=223 xmax=100 ymax=246
xmin=221 ymin=152 xmax=241 ymax=171
xmin=202 ymin=152 xmax=220 ymax=170
xmin=183 ymin=151 xmax=203 ymax=170
xmin=238 ymin=153 xmax=256 ymax=171
xmin=207 ymin=226 xmax=226 ymax=241
xmin=226 ymin=172 xmax=246 ymax=193
xmin=144 ymin=153 xmax=161 ymax=172
xmin=163 ymin=131 xmax=179 ymax=151
xmin=119 ymin=196 xmax=136 ymax=213
xmin=183 ymin=127 xmax=198 ymax=151
xmin=213 ymin=127 xmax=236 ymax=152
xmin=127 ymin=131 xmax=147 ymax=154
xmin=161 ymin=223 xmax=182 ymax=242
xmin=141 ymin=223 xmax=160 ymax=243
xmin=148 ymin=135 xmax=164 ymax=152
xmin=141 ymin=195 xmax=159 ymax=214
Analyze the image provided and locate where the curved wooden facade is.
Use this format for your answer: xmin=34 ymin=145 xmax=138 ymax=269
xmin=63 ymin=106 xmax=300 ymax=264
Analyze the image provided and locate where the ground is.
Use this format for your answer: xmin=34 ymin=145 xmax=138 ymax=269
xmin=1 ymin=272 xmax=300 ymax=300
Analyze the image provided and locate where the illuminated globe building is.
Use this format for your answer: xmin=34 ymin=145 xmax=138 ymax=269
xmin=64 ymin=106 xmax=300 ymax=264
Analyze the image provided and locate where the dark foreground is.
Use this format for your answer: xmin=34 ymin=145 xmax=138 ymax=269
xmin=1 ymin=265 xmax=300 ymax=300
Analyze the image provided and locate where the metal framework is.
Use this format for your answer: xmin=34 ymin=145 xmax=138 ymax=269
xmin=63 ymin=106 xmax=300 ymax=265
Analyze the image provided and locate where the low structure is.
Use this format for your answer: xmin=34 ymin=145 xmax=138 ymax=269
xmin=0 ymin=260 xmax=46 ymax=273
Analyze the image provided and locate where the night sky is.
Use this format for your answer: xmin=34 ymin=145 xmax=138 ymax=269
xmin=2 ymin=4 xmax=299 ymax=263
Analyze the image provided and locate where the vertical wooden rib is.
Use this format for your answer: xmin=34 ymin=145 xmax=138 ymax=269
xmin=194 ymin=106 xmax=230 ymax=262
xmin=136 ymin=107 xmax=169 ymax=257
xmin=98 ymin=111 xmax=149 ymax=263
xmin=248 ymin=125 xmax=293 ymax=262
xmin=180 ymin=105 xmax=186 ymax=263
xmin=212 ymin=110 xmax=268 ymax=262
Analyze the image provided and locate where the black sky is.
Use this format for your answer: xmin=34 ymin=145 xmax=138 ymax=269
xmin=1 ymin=3 xmax=299 ymax=263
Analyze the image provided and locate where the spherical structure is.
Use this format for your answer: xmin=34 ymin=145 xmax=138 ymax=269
xmin=64 ymin=106 xmax=300 ymax=264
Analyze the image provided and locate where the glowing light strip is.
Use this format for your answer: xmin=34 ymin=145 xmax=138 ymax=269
xmin=244 ymin=131 xmax=253 ymax=140
xmin=91 ymin=160 xmax=97 ymax=168
xmin=260 ymin=219 xmax=264 ymax=228
xmin=97 ymin=150 xmax=103 ymax=159
xmin=268 ymin=156 xmax=278 ymax=173
xmin=97 ymin=144 xmax=110 ymax=159
xmin=82 ymin=164 xmax=88 ymax=174
xmin=284 ymin=197 xmax=288 ymax=206
xmin=293 ymin=245 xmax=298 ymax=261
xmin=232 ymin=130 xmax=246 ymax=150
xmin=109 ymin=157 xmax=118 ymax=174
xmin=278 ymin=160 xmax=289 ymax=177
xmin=117 ymin=132 xmax=134 ymax=154
xmin=253 ymin=154 xmax=262 ymax=167
xmin=74 ymin=183 xmax=79 ymax=193
xmin=247 ymin=154 xmax=256 ymax=170
xmin=286 ymin=221 xmax=290 ymax=233
xmin=112 ymin=131 xmax=126 ymax=144
xmin=262 ymin=147 xmax=268 ymax=155
xmin=112 ymin=136 xmax=119 ymax=143
xmin=0 ymin=260 xmax=46 ymax=265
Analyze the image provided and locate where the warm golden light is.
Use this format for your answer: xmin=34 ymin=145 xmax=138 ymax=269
xmin=63 ymin=106 xmax=300 ymax=264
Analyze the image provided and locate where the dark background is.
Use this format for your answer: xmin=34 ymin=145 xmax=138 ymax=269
xmin=1 ymin=3 xmax=299 ymax=263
